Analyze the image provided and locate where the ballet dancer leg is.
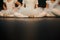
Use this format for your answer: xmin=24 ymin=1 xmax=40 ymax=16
xmin=52 ymin=8 xmax=60 ymax=16
xmin=33 ymin=10 xmax=47 ymax=17
xmin=44 ymin=8 xmax=55 ymax=17
xmin=38 ymin=11 xmax=47 ymax=17
xmin=46 ymin=12 xmax=55 ymax=17
xmin=33 ymin=8 xmax=46 ymax=17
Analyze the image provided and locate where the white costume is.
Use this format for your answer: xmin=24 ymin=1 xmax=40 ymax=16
xmin=0 ymin=0 xmax=26 ymax=17
xmin=18 ymin=0 xmax=43 ymax=17
xmin=44 ymin=0 xmax=58 ymax=16
xmin=43 ymin=0 xmax=59 ymax=17
xmin=0 ymin=0 xmax=17 ymax=17
xmin=52 ymin=0 xmax=60 ymax=16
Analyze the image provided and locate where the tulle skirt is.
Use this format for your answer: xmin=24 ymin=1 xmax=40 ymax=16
xmin=0 ymin=9 xmax=28 ymax=17
xmin=43 ymin=8 xmax=55 ymax=17
xmin=52 ymin=6 xmax=60 ymax=16
xmin=18 ymin=7 xmax=43 ymax=17
xmin=0 ymin=9 xmax=15 ymax=17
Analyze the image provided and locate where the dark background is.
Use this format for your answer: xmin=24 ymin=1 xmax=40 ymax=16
xmin=0 ymin=0 xmax=3 ymax=10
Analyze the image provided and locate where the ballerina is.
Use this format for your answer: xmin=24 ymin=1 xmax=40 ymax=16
xmin=18 ymin=0 xmax=43 ymax=17
xmin=0 ymin=0 xmax=23 ymax=17
xmin=43 ymin=0 xmax=59 ymax=17
xmin=52 ymin=0 xmax=60 ymax=16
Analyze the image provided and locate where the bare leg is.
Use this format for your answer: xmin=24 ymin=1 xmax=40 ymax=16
xmin=43 ymin=8 xmax=55 ymax=17
xmin=34 ymin=11 xmax=47 ymax=17
xmin=46 ymin=12 xmax=55 ymax=17
xmin=52 ymin=8 xmax=60 ymax=16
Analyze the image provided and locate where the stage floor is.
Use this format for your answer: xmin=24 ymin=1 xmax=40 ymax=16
xmin=0 ymin=18 xmax=60 ymax=40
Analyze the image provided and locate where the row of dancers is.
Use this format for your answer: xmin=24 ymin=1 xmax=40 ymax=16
xmin=0 ymin=0 xmax=60 ymax=17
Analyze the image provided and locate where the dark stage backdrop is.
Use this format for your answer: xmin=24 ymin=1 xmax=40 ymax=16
xmin=38 ymin=0 xmax=46 ymax=8
xmin=18 ymin=0 xmax=22 ymax=4
xmin=0 ymin=0 xmax=3 ymax=10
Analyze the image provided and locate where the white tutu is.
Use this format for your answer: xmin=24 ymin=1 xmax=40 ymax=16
xmin=14 ymin=12 xmax=28 ymax=17
xmin=17 ymin=0 xmax=44 ymax=17
xmin=52 ymin=6 xmax=60 ymax=16
xmin=0 ymin=10 xmax=14 ymax=17
xmin=18 ymin=7 xmax=43 ymax=17
xmin=43 ymin=8 xmax=55 ymax=17
xmin=45 ymin=0 xmax=59 ymax=17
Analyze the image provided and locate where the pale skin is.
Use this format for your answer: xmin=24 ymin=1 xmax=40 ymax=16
xmin=35 ymin=4 xmax=38 ymax=8
xmin=3 ymin=0 xmax=21 ymax=10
